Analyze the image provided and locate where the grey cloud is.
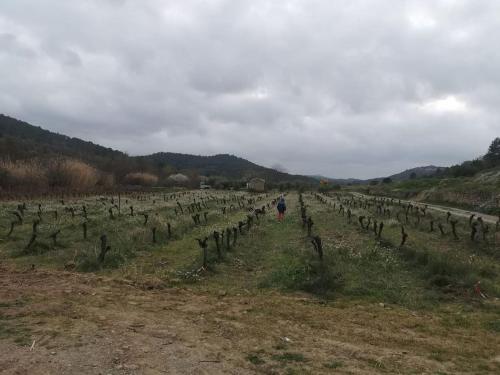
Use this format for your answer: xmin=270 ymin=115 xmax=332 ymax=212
xmin=0 ymin=32 xmax=36 ymax=58
xmin=0 ymin=0 xmax=499 ymax=179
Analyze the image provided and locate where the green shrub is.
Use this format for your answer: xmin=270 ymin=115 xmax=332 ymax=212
xmin=76 ymin=250 xmax=126 ymax=272
xmin=300 ymin=260 xmax=343 ymax=295
xmin=484 ymin=320 xmax=500 ymax=332
xmin=265 ymin=252 xmax=343 ymax=296
xmin=246 ymin=353 xmax=266 ymax=365
xmin=272 ymin=352 xmax=307 ymax=363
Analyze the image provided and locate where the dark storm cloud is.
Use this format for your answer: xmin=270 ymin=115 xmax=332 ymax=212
xmin=0 ymin=0 xmax=499 ymax=178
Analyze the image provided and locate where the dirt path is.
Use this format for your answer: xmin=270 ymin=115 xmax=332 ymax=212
xmin=351 ymin=192 xmax=499 ymax=224
xmin=1 ymin=264 xmax=500 ymax=374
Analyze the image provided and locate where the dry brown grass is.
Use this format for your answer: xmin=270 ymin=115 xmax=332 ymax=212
xmin=1 ymin=263 xmax=499 ymax=374
xmin=124 ymin=172 xmax=159 ymax=186
xmin=0 ymin=159 xmax=47 ymax=190
xmin=46 ymin=159 xmax=100 ymax=190
xmin=0 ymin=158 xmax=110 ymax=192
xmin=97 ymin=172 xmax=115 ymax=189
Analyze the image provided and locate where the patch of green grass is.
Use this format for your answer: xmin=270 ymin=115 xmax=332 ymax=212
xmin=0 ymin=190 xmax=271 ymax=280
xmin=246 ymin=353 xmax=266 ymax=365
xmin=256 ymin=212 xmax=344 ymax=296
xmin=255 ymin=195 xmax=442 ymax=308
xmin=484 ymin=319 xmax=500 ymax=332
xmin=75 ymin=250 xmax=127 ymax=272
xmin=441 ymin=314 xmax=472 ymax=329
xmin=324 ymin=360 xmax=343 ymax=369
xmin=476 ymin=363 xmax=492 ymax=372
xmin=429 ymin=350 xmax=446 ymax=362
xmin=0 ymin=318 xmax=31 ymax=346
xmin=314 ymin=191 xmax=500 ymax=305
xmin=0 ymin=298 xmax=27 ymax=308
xmin=272 ymin=352 xmax=308 ymax=363
xmin=263 ymin=252 xmax=344 ymax=296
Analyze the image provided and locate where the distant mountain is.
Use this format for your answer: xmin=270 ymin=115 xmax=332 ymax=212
xmin=387 ymin=165 xmax=444 ymax=181
xmin=309 ymin=175 xmax=364 ymax=185
xmin=140 ymin=152 xmax=315 ymax=184
xmin=311 ymin=165 xmax=444 ymax=185
xmin=0 ymin=114 xmax=317 ymax=186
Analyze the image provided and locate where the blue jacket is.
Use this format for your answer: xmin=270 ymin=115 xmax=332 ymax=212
xmin=277 ymin=200 xmax=286 ymax=213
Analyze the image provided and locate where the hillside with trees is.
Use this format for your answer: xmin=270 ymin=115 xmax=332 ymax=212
xmin=139 ymin=152 xmax=314 ymax=187
xmin=0 ymin=114 xmax=317 ymax=193
xmin=349 ymin=137 xmax=500 ymax=215
xmin=447 ymin=137 xmax=500 ymax=177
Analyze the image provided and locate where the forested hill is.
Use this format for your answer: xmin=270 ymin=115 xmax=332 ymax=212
xmin=0 ymin=114 xmax=134 ymax=178
xmin=0 ymin=114 xmax=317 ymax=186
xmin=140 ymin=152 xmax=314 ymax=184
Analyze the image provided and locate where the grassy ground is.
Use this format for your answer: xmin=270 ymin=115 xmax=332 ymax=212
xmin=352 ymin=175 xmax=500 ymax=215
xmin=0 ymin=190 xmax=268 ymax=273
xmin=320 ymin=192 xmax=500 ymax=296
xmin=1 ymin=190 xmax=500 ymax=374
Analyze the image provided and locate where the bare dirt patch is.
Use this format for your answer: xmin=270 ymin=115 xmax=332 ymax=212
xmin=1 ymin=264 xmax=499 ymax=374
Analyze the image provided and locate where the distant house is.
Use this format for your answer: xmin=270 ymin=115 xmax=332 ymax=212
xmin=247 ymin=178 xmax=265 ymax=192
xmin=200 ymin=183 xmax=211 ymax=190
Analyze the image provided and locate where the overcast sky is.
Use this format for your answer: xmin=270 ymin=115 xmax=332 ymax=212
xmin=1 ymin=0 xmax=499 ymax=178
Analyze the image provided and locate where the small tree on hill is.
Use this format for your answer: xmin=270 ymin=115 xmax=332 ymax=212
xmin=485 ymin=137 xmax=500 ymax=166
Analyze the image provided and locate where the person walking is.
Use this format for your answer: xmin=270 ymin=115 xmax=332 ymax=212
xmin=277 ymin=196 xmax=286 ymax=221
